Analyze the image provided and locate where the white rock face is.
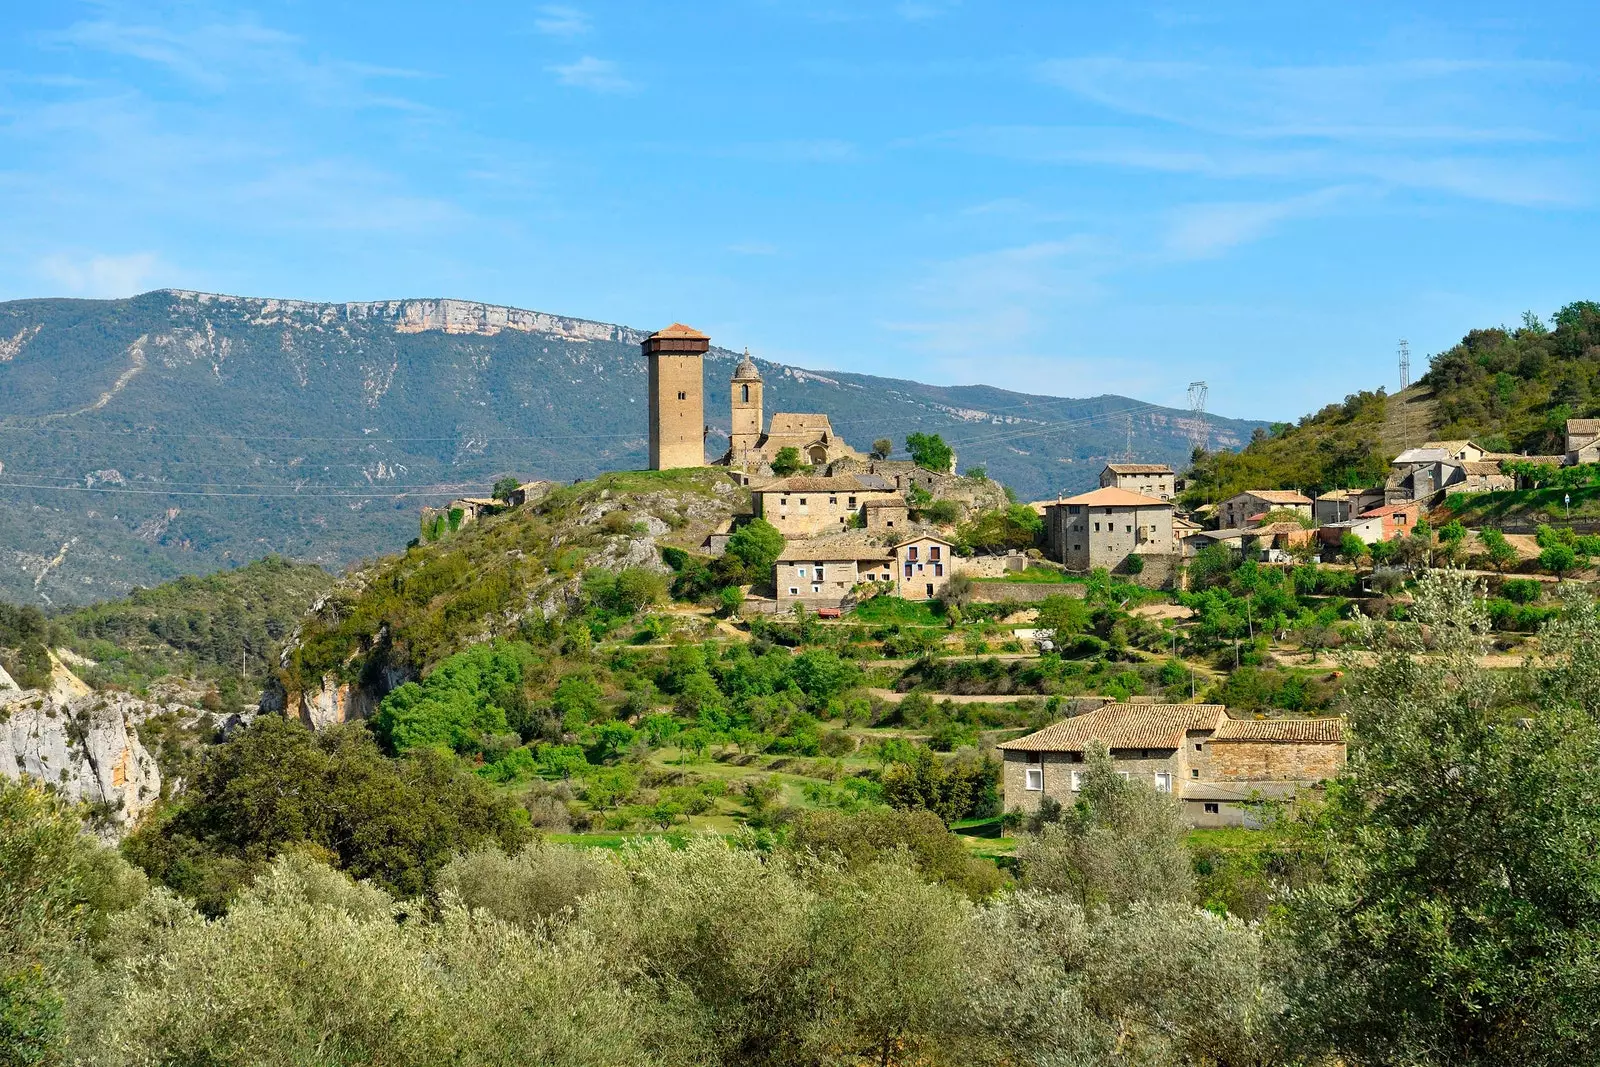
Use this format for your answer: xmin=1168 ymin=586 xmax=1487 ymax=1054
xmin=0 ymin=689 xmax=163 ymax=833
xmin=0 ymin=662 xmax=17 ymax=691
xmin=296 ymin=673 xmax=377 ymax=730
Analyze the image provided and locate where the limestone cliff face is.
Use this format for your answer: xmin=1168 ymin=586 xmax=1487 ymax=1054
xmin=0 ymin=687 xmax=163 ymax=834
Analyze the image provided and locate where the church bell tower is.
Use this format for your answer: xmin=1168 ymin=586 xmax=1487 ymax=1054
xmin=729 ymin=348 xmax=763 ymax=462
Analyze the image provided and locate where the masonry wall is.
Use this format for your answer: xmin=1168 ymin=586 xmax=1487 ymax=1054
xmin=758 ymin=487 xmax=898 ymax=536
xmin=1048 ymin=504 xmax=1174 ymax=572
xmin=967 ymin=580 xmax=1087 ymax=603
xmin=1204 ymin=740 xmax=1345 ymax=781
xmin=1003 ymin=746 xmax=1190 ymax=814
xmin=648 ymin=353 xmax=705 ymax=470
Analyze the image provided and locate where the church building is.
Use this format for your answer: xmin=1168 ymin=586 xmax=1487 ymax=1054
xmin=722 ymin=350 xmax=863 ymax=471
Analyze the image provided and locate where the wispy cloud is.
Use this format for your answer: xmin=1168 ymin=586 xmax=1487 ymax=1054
xmin=1164 ymin=187 xmax=1354 ymax=260
xmin=38 ymin=251 xmax=168 ymax=297
xmin=534 ymin=5 xmax=591 ymax=37
xmin=52 ymin=14 xmax=430 ymax=109
xmin=549 ymin=56 xmax=636 ymax=93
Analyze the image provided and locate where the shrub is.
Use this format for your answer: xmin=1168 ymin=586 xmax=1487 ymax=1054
xmin=1500 ymin=578 xmax=1542 ymax=604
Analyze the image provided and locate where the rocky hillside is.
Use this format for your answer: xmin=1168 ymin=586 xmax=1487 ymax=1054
xmin=0 ymin=290 xmax=1261 ymax=605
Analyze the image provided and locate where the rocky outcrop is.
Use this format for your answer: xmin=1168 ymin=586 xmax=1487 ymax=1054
xmin=0 ymin=688 xmax=163 ymax=835
xmin=294 ymin=673 xmax=379 ymax=730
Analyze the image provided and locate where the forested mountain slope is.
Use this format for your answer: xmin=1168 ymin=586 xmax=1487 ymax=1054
xmin=1183 ymin=301 xmax=1600 ymax=504
xmin=0 ymin=290 xmax=1258 ymax=605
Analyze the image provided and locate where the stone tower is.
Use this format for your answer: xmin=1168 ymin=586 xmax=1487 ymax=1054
xmin=643 ymin=323 xmax=709 ymax=470
xmin=729 ymin=348 xmax=764 ymax=463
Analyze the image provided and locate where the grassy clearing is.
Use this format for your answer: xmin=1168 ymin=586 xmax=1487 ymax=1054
xmin=995 ymin=566 xmax=1082 ymax=584
xmin=1443 ymin=486 xmax=1600 ymax=525
xmin=849 ymin=596 xmax=945 ymax=626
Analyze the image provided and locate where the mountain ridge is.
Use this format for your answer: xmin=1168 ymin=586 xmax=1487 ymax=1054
xmin=0 ymin=289 xmax=1262 ymax=605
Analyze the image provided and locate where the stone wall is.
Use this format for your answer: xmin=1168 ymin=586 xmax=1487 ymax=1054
xmin=968 ymin=580 xmax=1086 ymax=603
xmin=1205 ymin=739 xmax=1345 ymax=781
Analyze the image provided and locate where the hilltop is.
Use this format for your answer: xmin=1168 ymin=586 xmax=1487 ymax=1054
xmin=0 ymin=289 xmax=1261 ymax=605
xmin=1182 ymin=301 xmax=1600 ymax=504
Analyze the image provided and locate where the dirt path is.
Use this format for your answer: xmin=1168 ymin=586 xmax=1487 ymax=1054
xmin=867 ymin=687 xmax=1047 ymax=705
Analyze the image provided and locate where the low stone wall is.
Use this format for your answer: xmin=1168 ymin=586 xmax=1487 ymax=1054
xmin=968 ymin=580 xmax=1086 ymax=603
xmin=1128 ymin=552 xmax=1180 ymax=590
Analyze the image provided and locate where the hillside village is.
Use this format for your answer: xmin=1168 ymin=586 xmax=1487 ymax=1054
xmin=404 ymin=321 xmax=1600 ymax=831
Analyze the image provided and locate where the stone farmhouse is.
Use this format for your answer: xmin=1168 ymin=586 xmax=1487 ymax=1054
xmin=1567 ymin=420 xmax=1600 ymax=465
xmin=999 ymin=703 xmax=1346 ymax=828
xmin=1217 ymin=490 xmax=1312 ymax=530
xmin=1099 ymin=462 xmax=1177 ymax=500
xmin=774 ymin=533 xmax=957 ymax=609
xmin=752 ymin=475 xmax=900 ymax=537
xmin=1043 ymin=487 xmax=1175 ymax=573
xmin=1313 ymin=488 xmax=1385 ymax=526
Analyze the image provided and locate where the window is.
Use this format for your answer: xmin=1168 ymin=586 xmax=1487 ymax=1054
xmin=799 ymin=498 xmax=807 ymax=506
xmin=797 ymin=567 xmax=807 ymax=578
xmin=1204 ymin=802 xmax=1220 ymax=815
xmin=812 ymin=585 xmax=821 ymax=594
xmin=1094 ymin=522 xmax=1101 ymax=532
xmin=925 ymin=583 xmax=934 ymax=596
xmin=848 ymin=496 xmax=856 ymax=507
xmin=1025 ymin=767 xmax=1043 ymax=790
xmin=904 ymin=563 xmax=914 ymax=578
xmin=886 ymin=520 xmax=894 ymax=528
xmin=1073 ymin=544 xmax=1081 ymax=551
xmin=1126 ymin=525 xmax=1133 ymax=533
xmin=1104 ymin=507 xmax=1113 ymax=515
xmin=1154 ymin=772 xmax=1173 ymax=794
xmin=677 ymin=391 xmax=687 ymax=400
xmin=934 ymin=563 xmax=943 ymax=577
xmin=1194 ymin=742 xmax=1202 ymax=750
xmin=741 ymin=384 xmax=750 ymax=402
xmin=930 ymin=546 xmax=941 ymax=561
xmin=1070 ymin=769 xmax=1083 ymax=791
xmin=907 ymin=547 xmax=918 ymax=561
xmin=789 ymin=587 xmax=798 ymax=595
xmin=1191 ymin=769 xmax=1200 ymax=778
xmin=829 ymin=496 xmax=837 ymax=505
xmin=1117 ymin=771 xmax=1131 ymax=781
xmin=816 ymin=567 xmax=826 ymax=581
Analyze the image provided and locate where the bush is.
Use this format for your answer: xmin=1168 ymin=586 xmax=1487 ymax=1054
xmin=1500 ymin=578 xmax=1542 ymax=604
xmin=771 ymin=447 xmax=804 ymax=476
xmin=905 ymin=432 xmax=954 ymax=473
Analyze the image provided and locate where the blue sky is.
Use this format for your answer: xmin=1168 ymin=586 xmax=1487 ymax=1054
xmin=1 ymin=1 xmax=1596 ymax=420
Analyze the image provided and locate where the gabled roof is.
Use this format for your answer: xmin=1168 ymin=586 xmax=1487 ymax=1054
xmin=759 ymin=476 xmax=877 ymax=493
xmin=1234 ymin=490 xmax=1313 ymax=505
xmin=1052 ymin=486 xmax=1174 ymax=508
xmin=1462 ymin=461 xmax=1509 ymax=476
xmin=1359 ymin=500 xmax=1420 ymax=518
xmin=1210 ymin=717 xmax=1345 ymax=743
xmin=776 ymin=541 xmax=890 ymax=562
xmin=1422 ymin=439 xmax=1480 ymax=453
xmin=1567 ymin=418 xmax=1600 ymax=437
xmin=998 ymin=704 xmax=1226 ymax=752
xmin=1104 ymin=463 xmax=1175 ymax=475
xmin=1392 ymin=448 xmax=1453 ymax=465
xmin=862 ymin=497 xmax=908 ymax=509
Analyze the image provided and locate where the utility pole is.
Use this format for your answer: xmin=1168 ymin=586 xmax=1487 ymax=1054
xmin=1187 ymin=382 xmax=1209 ymax=456
xmin=1399 ymin=339 xmax=1412 ymax=445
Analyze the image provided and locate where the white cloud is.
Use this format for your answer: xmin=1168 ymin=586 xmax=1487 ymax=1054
xmin=38 ymin=252 xmax=168 ymax=297
xmin=534 ymin=5 xmax=591 ymax=37
xmin=1164 ymin=187 xmax=1354 ymax=260
xmin=549 ymin=56 xmax=636 ymax=94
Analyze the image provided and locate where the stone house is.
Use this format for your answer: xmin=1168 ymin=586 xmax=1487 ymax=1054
xmin=752 ymin=476 xmax=900 ymax=537
xmin=1313 ymin=488 xmax=1385 ymax=526
xmin=1422 ymin=439 xmax=1488 ymax=463
xmin=998 ymin=703 xmax=1346 ymax=828
xmin=1217 ymin=490 xmax=1313 ymax=530
xmin=1567 ymin=419 xmax=1600 ymax=465
xmin=720 ymin=352 xmax=864 ymax=470
xmin=1359 ymin=500 xmax=1422 ymax=541
xmin=1460 ymin=461 xmax=1515 ymax=493
xmin=774 ymin=542 xmax=893 ymax=610
xmin=863 ymin=497 xmax=909 ymax=531
xmin=889 ymin=535 xmax=955 ymax=601
xmin=1316 ymin=513 xmax=1387 ymax=550
xmin=1099 ymin=463 xmax=1176 ymax=500
xmin=1044 ymin=487 xmax=1174 ymax=572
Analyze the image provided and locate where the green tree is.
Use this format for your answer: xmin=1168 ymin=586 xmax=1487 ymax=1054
xmin=725 ymin=518 xmax=785 ymax=578
xmin=122 ymin=718 xmax=529 ymax=912
xmin=904 ymin=432 xmax=954 ymax=473
xmin=1540 ymin=542 xmax=1577 ymax=577
xmin=871 ymin=438 xmax=894 ymax=460
xmin=491 ymin=475 xmax=520 ymax=502
xmin=1275 ymin=572 xmax=1600 ymax=1065
xmin=373 ymin=641 xmax=535 ymax=755
xmin=1338 ymin=531 xmax=1369 ymax=565
xmin=770 ymin=447 xmax=804 ymax=476
xmin=1013 ymin=745 xmax=1194 ymax=912
xmin=1479 ymin=527 xmax=1520 ymax=573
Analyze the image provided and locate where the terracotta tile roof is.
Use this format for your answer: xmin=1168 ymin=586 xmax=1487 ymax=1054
xmin=1238 ymin=490 xmax=1313 ymax=505
xmin=1359 ymin=501 xmax=1419 ymax=519
xmin=1209 ymin=717 xmax=1345 ymax=743
xmin=1392 ymin=448 xmax=1453 ymax=465
xmin=776 ymin=541 xmax=890 ymax=563
xmin=862 ymin=498 xmax=908 ymax=509
xmin=649 ymin=323 xmax=709 ymax=339
xmin=1422 ymin=439 xmax=1479 ymax=452
xmin=1253 ymin=521 xmax=1312 ymax=535
xmin=1567 ymin=419 xmax=1600 ymax=437
xmin=760 ymin=476 xmax=869 ymax=493
xmin=1105 ymin=463 xmax=1175 ymax=475
xmin=1462 ymin=461 xmax=1509 ymax=476
xmin=1051 ymin=486 xmax=1174 ymax=508
xmin=998 ymin=703 xmax=1226 ymax=752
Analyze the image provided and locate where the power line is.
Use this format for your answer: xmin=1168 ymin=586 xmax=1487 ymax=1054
xmin=1187 ymin=382 xmax=1209 ymax=454
xmin=0 ymin=481 xmax=465 ymax=499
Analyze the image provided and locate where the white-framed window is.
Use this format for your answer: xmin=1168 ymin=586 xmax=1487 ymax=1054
xmin=1025 ymin=767 xmax=1043 ymax=790
xmin=829 ymin=496 xmax=837 ymax=505
xmin=1117 ymin=771 xmax=1131 ymax=781
xmin=1070 ymin=769 xmax=1083 ymax=791
xmin=1191 ymin=768 xmax=1200 ymax=778
xmin=788 ymin=587 xmax=798 ymax=595
xmin=797 ymin=567 xmax=807 ymax=578
xmin=1154 ymin=772 xmax=1173 ymax=794
xmin=1204 ymin=802 xmax=1220 ymax=815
